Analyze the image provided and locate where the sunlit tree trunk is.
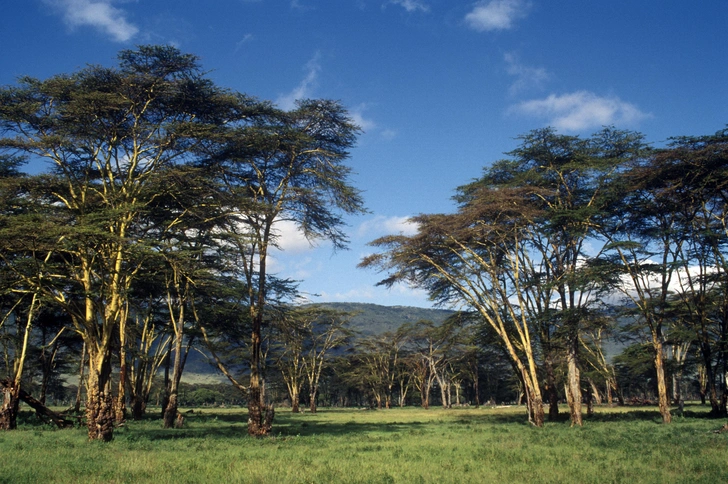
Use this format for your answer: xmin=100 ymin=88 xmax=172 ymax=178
xmin=654 ymin=339 xmax=672 ymax=424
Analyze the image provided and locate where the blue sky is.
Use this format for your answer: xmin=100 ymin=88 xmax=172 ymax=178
xmin=2 ymin=1 xmax=726 ymax=308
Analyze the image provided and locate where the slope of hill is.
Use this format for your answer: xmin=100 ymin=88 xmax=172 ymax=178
xmin=181 ymin=303 xmax=455 ymax=381
xmin=312 ymin=302 xmax=455 ymax=336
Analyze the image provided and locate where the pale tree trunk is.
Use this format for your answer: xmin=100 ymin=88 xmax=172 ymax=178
xmin=654 ymin=339 xmax=672 ymax=424
xmin=521 ymin=368 xmax=545 ymax=428
xmin=589 ymin=379 xmax=603 ymax=405
xmin=0 ymin=293 xmax=40 ymax=430
xmin=399 ymin=377 xmax=409 ymax=407
xmin=606 ymin=379 xmax=613 ymax=406
xmin=565 ymin=337 xmax=583 ymax=427
xmin=290 ymin=387 xmax=300 ymax=413
xmin=163 ymin=275 xmax=195 ymax=429
xmin=162 ymin=331 xmax=184 ymax=429
xmin=115 ymin=306 xmax=129 ymax=425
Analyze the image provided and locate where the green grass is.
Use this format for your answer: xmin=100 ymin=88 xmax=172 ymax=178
xmin=0 ymin=404 xmax=726 ymax=483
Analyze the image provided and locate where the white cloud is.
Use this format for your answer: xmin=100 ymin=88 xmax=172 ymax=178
xmin=504 ymin=52 xmax=549 ymax=94
xmin=276 ymin=52 xmax=321 ymax=111
xmin=319 ymin=283 xmax=428 ymax=303
xmin=46 ymin=0 xmax=139 ymax=42
xmin=389 ymin=0 xmax=430 ymax=12
xmin=272 ymin=219 xmax=317 ymax=254
xmin=349 ymin=104 xmax=377 ymax=132
xmin=465 ymin=0 xmax=530 ymax=32
xmin=510 ymin=91 xmax=651 ymax=132
xmin=234 ymin=34 xmax=254 ymax=53
xmin=357 ymin=215 xmax=419 ymax=238
xmin=320 ymin=287 xmax=377 ymax=302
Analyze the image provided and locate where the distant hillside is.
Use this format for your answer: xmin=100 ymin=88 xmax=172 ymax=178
xmin=311 ymin=302 xmax=455 ymax=336
xmin=181 ymin=303 xmax=455 ymax=381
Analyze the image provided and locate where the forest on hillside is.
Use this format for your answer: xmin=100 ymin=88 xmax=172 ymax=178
xmin=1 ymin=45 xmax=727 ymax=439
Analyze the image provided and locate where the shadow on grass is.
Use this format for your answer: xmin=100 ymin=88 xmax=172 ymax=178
xmin=18 ymin=403 xmax=721 ymax=441
xmin=109 ymin=408 xmax=430 ymax=442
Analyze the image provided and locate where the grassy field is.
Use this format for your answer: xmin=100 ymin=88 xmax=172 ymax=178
xmin=0 ymin=404 xmax=726 ymax=483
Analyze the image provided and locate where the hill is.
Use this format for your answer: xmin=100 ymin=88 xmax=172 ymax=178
xmin=181 ymin=303 xmax=455 ymax=381
xmin=310 ymin=302 xmax=455 ymax=336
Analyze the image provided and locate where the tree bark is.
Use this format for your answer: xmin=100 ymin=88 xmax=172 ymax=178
xmin=73 ymin=341 xmax=86 ymax=414
xmin=566 ymin=337 xmax=583 ymax=427
xmin=544 ymin=354 xmax=560 ymax=421
xmin=290 ymin=387 xmax=300 ymax=413
xmin=131 ymin=395 xmax=146 ymax=421
xmin=0 ymin=380 xmax=20 ymax=430
xmin=85 ymin=350 xmax=115 ymax=441
xmin=654 ymin=340 xmax=672 ymax=424
xmin=115 ymin=314 xmax=128 ymax=425
xmin=1 ymin=379 xmax=74 ymax=429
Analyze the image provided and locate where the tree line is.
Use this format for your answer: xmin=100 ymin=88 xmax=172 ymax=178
xmin=361 ymin=126 xmax=728 ymax=427
xmin=1 ymin=45 xmax=726 ymax=439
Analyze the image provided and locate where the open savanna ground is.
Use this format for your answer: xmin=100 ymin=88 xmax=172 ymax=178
xmin=0 ymin=405 xmax=726 ymax=484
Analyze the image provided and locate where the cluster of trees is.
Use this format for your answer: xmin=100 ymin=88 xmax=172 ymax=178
xmin=0 ymin=45 xmax=364 ymax=440
xmin=1 ymin=45 xmax=725 ymax=440
xmin=362 ymin=126 xmax=728 ymax=427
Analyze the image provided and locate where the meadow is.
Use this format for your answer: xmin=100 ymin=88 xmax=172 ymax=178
xmin=0 ymin=404 xmax=725 ymax=484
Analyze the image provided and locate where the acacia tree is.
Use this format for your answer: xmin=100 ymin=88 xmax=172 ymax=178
xmin=272 ymin=308 xmax=309 ymax=413
xmin=361 ymin=187 xmax=548 ymax=426
xmin=202 ymin=99 xmax=365 ymax=435
xmin=659 ymin=130 xmax=728 ymax=416
xmin=600 ymin=153 xmax=686 ymax=424
xmin=0 ymin=46 xmax=238 ymax=440
xmin=298 ymin=307 xmax=353 ymax=413
xmin=352 ymin=327 xmax=409 ymax=409
xmin=459 ymin=128 xmax=644 ymax=425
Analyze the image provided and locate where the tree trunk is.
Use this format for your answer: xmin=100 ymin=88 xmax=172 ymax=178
xmin=115 ymin=320 xmax=128 ymax=425
xmin=290 ymin=387 xmax=300 ymax=413
xmin=85 ymin=351 xmax=115 ymax=441
xmin=1 ymin=379 xmax=74 ymax=428
xmin=590 ymin=379 xmax=602 ymax=406
xmin=0 ymin=380 xmax=20 ymax=430
xmin=160 ymin=350 xmax=171 ymax=419
xmin=247 ymin=312 xmax=273 ymax=435
xmin=654 ymin=340 xmax=672 ymax=424
xmin=528 ymin=393 xmax=545 ymax=427
xmin=309 ymin=390 xmax=318 ymax=414
xmin=585 ymin=386 xmax=594 ymax=417
xmin=566 ymin=336 xmax=583 ymax=427
xmin=162 ymin=345 xmax=183 ymax=429
xmin=131 ymin=394 xmax=146 ymax=420
xmin=73 ymin=341 xmax=86 ymax=414
xmin=420 ymin=383 xmax=429 ymax=410
xmin=544 ymin=355 xmax=560 ymax=421
xmin=163 ymin=393 xmax=179 ymax=429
